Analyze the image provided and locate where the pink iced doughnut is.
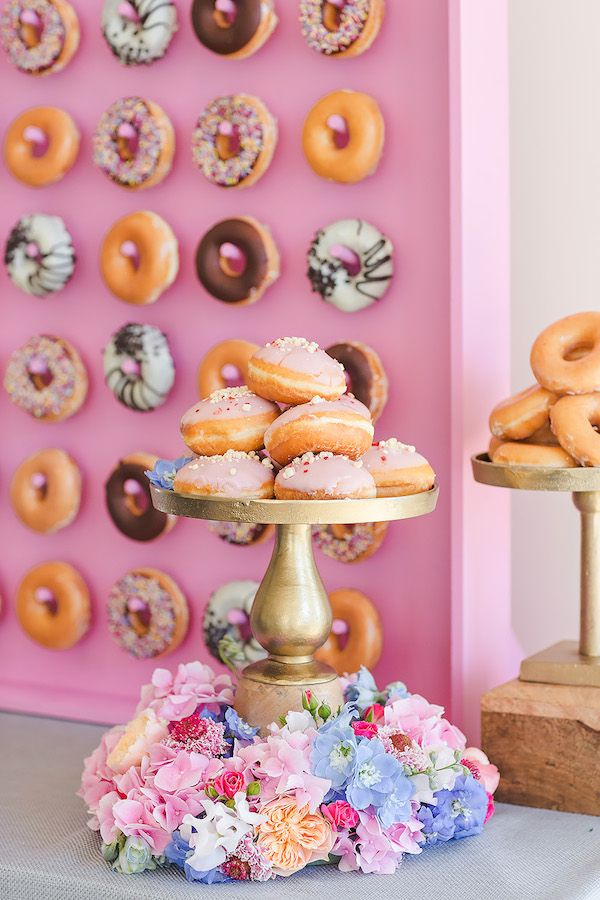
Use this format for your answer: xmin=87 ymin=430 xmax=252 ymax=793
xmin=274 ymin=451 xmax=376 ymax=500
xmin=174 ymin=450 xmax=275 ymax=499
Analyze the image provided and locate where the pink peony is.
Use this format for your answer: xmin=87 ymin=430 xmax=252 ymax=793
xmin=321 ymin=800 xmax=359 ymax=831
xmin=352 ymin=720 xmax=378 ymax=739
xmin=138 ymin=662 xmax=234 ymax=722
xmin=383 ymin=695 xmax=466 ymax=750
xmin=214 ymin=771 xmax=245 ymax=799
xmin=461 ymin=747 xmax=500 ymax=795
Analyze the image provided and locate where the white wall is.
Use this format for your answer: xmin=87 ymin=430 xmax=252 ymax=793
xmin=508 ymin=1 xmax=600 ymax=653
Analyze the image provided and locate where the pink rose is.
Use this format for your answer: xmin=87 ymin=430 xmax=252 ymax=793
xmin=321 ymin=800 xmax=359 ymax=831
xmin=352 ymin=720 xmax=378 ymax=739
xmin=214 ymin=770 xmax=245 ymax=799
xmin=364 ymin=703 xmax=385 ymax=723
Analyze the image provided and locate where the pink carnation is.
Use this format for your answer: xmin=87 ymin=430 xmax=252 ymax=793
xmin=383 ymin=695 xmax=466 ymax=750
xmin=138 ymin=662 xmax=235 ymax=722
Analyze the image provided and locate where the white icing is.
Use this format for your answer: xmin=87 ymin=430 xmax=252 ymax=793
xmin=5 ymin=215 xmax=75 ymax=297
xmin=102 ymin=0 xmax=178 ymax=66
xmin=103 ymin=323 xmax=175 ymax=412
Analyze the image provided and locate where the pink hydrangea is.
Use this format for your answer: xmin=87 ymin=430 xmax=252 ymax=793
xmin=78 ymin=725 xmax=125 ymax=822
xmin=137 ymin=662 xmax=235 ymax=722
xmin=112 ymin=796 xmax=172 ymax=853
xmin=335 ymin=811 xmax=404 ymax=875
xmin=383 ymin=695 xmax=466 ymax=750
xmin=385 ymin=807 xmax=425 ymax=855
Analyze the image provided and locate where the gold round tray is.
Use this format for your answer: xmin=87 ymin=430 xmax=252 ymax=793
xmin=471 ymin=453 xmax=600 ymax=492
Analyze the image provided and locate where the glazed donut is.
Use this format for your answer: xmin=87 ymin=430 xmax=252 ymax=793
xmin=4 ymin=106 xmax=80 ymax=187
xmin=362 ymin=438 xmax=436 ymax=496
xmin=174 ymin=450 xmax=275 ymax=499
xmin=489 ymin=384 xmax=557 ymax=440
xmin=264 ymin=394 xmax=373 ymax=466
xmin=5 ymin=213 xmax=75 ymax=297
xmin=307 ymin=219 xmax=393 ymax=313
xmin=526 ymin=420 xmax=559 ymax=446
xmin=488 ymin=436 xmax=504 ymax=457
xmin=100 ymin=211 xmax=179 ymax=305
xmin=0 ymin=0 xmax=79 ymax=75
xmin=313 ymin=521 xmax=388 ymax=563
xmin=16 ymin=561 xmax=90 ymax=649
xmin=274 ymin=451 xmax=376 ymax=500
xmin=181 ymin=386 xmax=280 ymax=456
xmin=490 ymin=441 xmax=577 ymax=468
xmin=195 ymin=217 xmax=280 ymax=306
xmin=4 ymin=334 xmax=88 ymax=421
xmin=315 ymin=589 xmax=383 ymax=675
xmin=191 ymin=0 xmax=277 ymax=59
xmin=550 ymin=394 xmax=600 ymax=466
xmin=247 ymin=336 xmax=347 ymax=405
xmin=105 ymin=452 xmax=176 ymax=541
xmin=192 ymin=93 xmax=277 ymax=189
xmin=93 ymin=96 xmax=175 ymax=190
xmin=102 ymin=0 xmax=178 ymax=66
xmin=326 ymin=341 xmax=388 ymax=422
xmin=302 ymin=90 xmax=384 ymax=183
xmin=208 ymin=520 xmax=275 ymax=546
xmin=530 ymin=312 xmax=600 ymax=394
xmin=10 ymin=448 xmax=81 ymax=533
xmin=103 ymin=323 xmax=175 ymax=412
xmin=107 ymin=567 xmax=189 ymax=659
xmin=198 ymin=339 xmax=259 ymax=398
xmin=203 ymin=580 xmax=265 ymax=666
xmin=299 ymin=0 xmax=384 ymax=58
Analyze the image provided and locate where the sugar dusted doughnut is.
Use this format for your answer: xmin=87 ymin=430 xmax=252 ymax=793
xmin=275 ymin=451 xmax=376 ymax=500
xmin=105 ymin=452 xmax=176 ymax=541
xmin=247 ymin=336 xmax=347 ymax=405
xmin=16 ymin=561 xmax=90 ymax=649
xmin=490 ymin=441 xmax=577 ymax=469
xmin=174 ymin=450 xmax=274 ymax=499
xmin=198 ymin=339 xmax=259 ymax=397
xmin=264 ymin=394 xmax=373 ymax=466
xmin=530 ymin=312 xmax=600 ymax=394
xmin=299 ymin=0 xmax=384 ymax=58
xmin=315 ymin=589 xmax=383 ymax=675
xmin=5 ymin=213 xmax=75 ymax=297
xmin=4 ymin=334 xmax=88 ymax=421
xmin=313 ymin=521 xmax=388 ymax=563
xmin=208 ymin=519 xmax=274 ymax=546
xmin=102 ymin=0 xmax=178 ymax=66
xmin=1 ymin=0 xmax=80 ymax=75
xmin=181 ymin=386 xmax=280 ymax=456
xmin=4 ymin=106 xmax=80 ymax=186
xmin=100 ymin=211 xmax=178 ymax=306
xmin=10 ymin=448 xmax=81 ymax=533
xmin=203 ymin=580 xmax=264 ymax=666
xmin=489 ymin=385 xmax=558 ymax=440
xmin=103 ymin=323 xmax=175 ymax=412
xmin=192 ymin=0 xmax=277 ymax=59
xmin=550 ymin=394 xmax=600 ymax=466
xmin=326 ymin=341 xmax=388 ymax=422
xmin=362 ymin=438 xmax=435 ymax=496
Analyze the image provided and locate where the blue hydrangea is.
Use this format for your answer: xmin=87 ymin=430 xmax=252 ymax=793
xmin=345 ymin=738 xmax=413 ymax=825
xmin=344 ymin=667 xmax=387 ymax=711
xmin=145 ymin=457 xmax=193 ymax=491
xmin=311 ymin=707 xmax=357 ymax=791
xmin=224 ymin=706 xmax=259 ymax=743
xmin=432 ymin=774 xmax=488 ymax=840
xmin=384 ymin=680 xmax=410 ymax=701
xmin=417 ymin=805 xmax=456 ymax=846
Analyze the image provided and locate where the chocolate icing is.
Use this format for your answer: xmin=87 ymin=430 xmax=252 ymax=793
xmin=326 ymin=343 xmax=374 ymax=410
xmin=191 ymin=0 xmax=262 ymax=55
xmin=105 ymin=460 xmax=168 ymax=541
xmin=195 ymin=218 xmax=268 ymax=304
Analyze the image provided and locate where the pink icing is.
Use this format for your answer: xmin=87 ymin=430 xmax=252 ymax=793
xmin=254 ymin=338 xmax=346 ymax=386
xmin=362 ymin=440 xmax=430 ymax=473
xmin=275 ymin=452 xmax=375 ymax=496
xmin=175 ymin=451 xmax=274 ymax=498
xmin=264 ymin=394 xmax=372 ymax=442
xmin=181 ymin=387 xmax=278 ymax=427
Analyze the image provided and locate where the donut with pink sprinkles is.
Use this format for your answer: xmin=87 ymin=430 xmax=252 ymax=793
xmin=3 ymin=334 xmax=88 ymax=421
xmin=107 ymin=569 xmax=189 ymax=659
xmin=299 ymin=0 xmax=383 ymax=58
xmin=0 ymin=0 xmax=79 ymax=74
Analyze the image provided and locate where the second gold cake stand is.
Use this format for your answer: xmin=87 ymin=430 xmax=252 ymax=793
xmin=152 ymin=485 xmax=438 ymax=730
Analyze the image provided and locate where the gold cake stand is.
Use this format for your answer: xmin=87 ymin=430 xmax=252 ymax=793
xmin=472 ymin=453 xmax=600 ymax=687
xmin=151 ymin=485 xmax=438 ymax=730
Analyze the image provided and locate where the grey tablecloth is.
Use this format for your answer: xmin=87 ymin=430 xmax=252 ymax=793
xmin=1 ymin=711 xmax=599 ymax=900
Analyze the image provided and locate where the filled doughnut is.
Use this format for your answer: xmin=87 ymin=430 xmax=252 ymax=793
xmin=302 ymin=90 xmax=384 ymax=183
xmin=308 ymin=219 xmax=393 ymax=313
xmin=4 ymin=334 xmax=88 ymax=421
xmin=107 ymin=567 xmax=189 ymax=658
xmin=174 ymin=450 xmax=274 ymax=498
xmin=208 ymin=520 xmax=274 ymax=546
xmin=195 ymin=216 xmax=280 ymax=306
xmin=16 ymin=561 xmax=90 ymax=649
xmin=274 ymin=451 xmax=376 ymax=500
xmin=247 ymin=336 xmax=347 ymax=405
xmin=4 ymin=106 xmax=80 ymax=186
xmin=550 ymin=394 xmax=600 ymax=466
xmin=489 ymin=384 xmax=557 ymax=440
xmin=1 ymin=0 xmax=80 ymax=74
xmin=315 ymin=588 xmax=383 ymax=675
xmin=490 ymin=441 xmax=577 ymax=469
xmin=313 ymin=521 xmax=388 ymax=563
xmin=203 ymin=579 xmax=265 ymax=666
xmin=198 ymin=339 xmax=259 ymax=397
xmin=103 ymin=323 xmax=175 ymax=412
xmin=299 ymin=0 xmax=384 ymax=58
xmin=191 ymin=0 xmax=277 ymax=59
xmin=326 ymin=341 xmax=388 ymax=422
xmin=93 ymin=96 xmax=175 ymax=190
xmin=10 ymin=448 xmax=81 ymax=533
xmin=102 ymin=0 xmax=178 ymax=66
xmin=264 ymin=394 xmax=373 ymax=466
xmin=181 ymin=386 xmax=280 ymax=456
xmin=192 ymin=93 xmax=277 ymax=189
xmin=5 ymin=213 xmax=75 ymax=297
xmin=530 ymin=312 xmax=600 ymax=394
xmin=100 ymin=211 xmax=179 ymax=305
xmin=105 ymin=452 xmax=176 ymax=541
xmin=362 ymin=438 xmax=435 ymax=496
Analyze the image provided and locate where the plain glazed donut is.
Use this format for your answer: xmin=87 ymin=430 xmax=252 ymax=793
xmin=274 ymin=451 xmax=376 ymax=500
xmin=1 ymin=0 xmax=80 ymax=75
xmin=208 ymin=520 xmax=275 ymax=546
xmin=181 ymin=386 xmax=280 ymax=456
xmin=105 ymin=452 xmax=176 ymax=541
xmin=4 ymin=334 xmax=88 ymax=421
xmin=302 ymin=90 xmax=384 ymax=183
xmin=10 ymin=448 xmax=81 ymax=533
xmin=102 ymin=0 xmax=178 ymax=66
xmin=191 ymin=0 xmax=277 ymax=59
xmin=490 ymin=441 xmax=577 ymax=468
xmin=100 ymin=211 xmax=179 ymax=305
xmin=5 ymin=213 xmax=75 ymax=297
xmin=247 ymin=336 xmax=347 ymax=405
xmin=299 ymin=0 xmax=384 ymax=58
xmin=315 ymin=588 xmax=383 ymax=675
xmin=313 ymin=521 xmax=388 ymax=563
xmin=550 ymin=394 xmax=600 ymax=466
xmin=195 ymin=217 xmax=280 ymax=306
xmin=16 ymin=561 xmax=90 ymax=649
xmin=362 ymin=438 xmax=436 ymax=496
xmin=198 ymin=339 xmax=259 ymax=397
xmin=174 ymin=450 xmax=275 ymax=498
xmin=203 ymin=580 xmax=265 ymax=666
xmin=107 ymin=567 xmax=189 ymax=658
xmin=489 ymin=384 xmax=558 ymax=440
xmin=4 ymin=106 xmax=80 ymax=187
xmin=103 ymin=323 xmax=175 ymax=412
xmin=530 ymin=312 xmax=600 ymax=394
xmin=326 ymin=341 xmax=388 ymax=422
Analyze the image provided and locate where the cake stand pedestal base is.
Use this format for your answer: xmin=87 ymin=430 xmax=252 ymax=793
xmin=520 ymin=640 xmax=600 ymax=687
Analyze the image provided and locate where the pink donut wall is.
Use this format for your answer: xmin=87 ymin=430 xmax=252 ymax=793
xmin=0 ymin=2 xmax=451 ymax=723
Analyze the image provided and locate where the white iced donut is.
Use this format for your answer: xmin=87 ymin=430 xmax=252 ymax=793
xmin=103 ymin=323 xmax=175 ymax=411
xmin=101 ymin=0 xmax=178 ymax=66
xmin=307 ymin=219 xmax=393 ymax=313
xmin=203 ymin=580 xmax=265 ymax=666
xmin=5 ymin=214 xmax=75 ymax=297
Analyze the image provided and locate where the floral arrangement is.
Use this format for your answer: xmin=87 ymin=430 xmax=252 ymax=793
xmin=79 ymin=663 xmax=499 ymax=882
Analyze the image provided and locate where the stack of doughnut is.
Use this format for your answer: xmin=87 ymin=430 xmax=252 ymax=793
xmin=488 ymin=312 xmax=600 ymax=468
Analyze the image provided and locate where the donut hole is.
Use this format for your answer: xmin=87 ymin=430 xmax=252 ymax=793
xmin=119 ymin=240 xmax=141 ymax=270
xmin=19 ymin=9 xmax=43 ymax=48
xmin=331 ymin=617 xmax=349 ymax=650
xmin=116 ymin=122 xmax=140 ymax=161
xmin=218 ymin=242 xmax=247 ymax=278
xmin=34 ymin=587 xmax=58 ymax=616
xmin=220 ymin=363 xmax=244 ymax=387
xmin=27 ymin=356 xmax=53 ymax=390
xmin=213 ymin=0 xmax=237 ymax=28
xmin=329 ymin=243 xmax=361 ymax=276
xmin=216 ymin=122 xmax=241 ymax=160
xmin=23 ymin=125 xmax=49 ymax=158
xmin=564 ymin=343 xmax=593 ymax=362
xmin=123 ymin=479 xmax=149 ymax=516
xmin=127 ymin=597 xmax=152 ymax=636
xmin=323 ymin=1 xmax=343 ymax=32
xmin=118 ymin=1 xmax=142 ymax=25
xmin=30 ymin=472 xmax=48 ymax=500
xmin=326 ymin=114 xmax=350 ymax=150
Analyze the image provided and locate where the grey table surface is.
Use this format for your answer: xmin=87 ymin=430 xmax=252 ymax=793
xmin=1 ymin=710 xmax=599 ymax=900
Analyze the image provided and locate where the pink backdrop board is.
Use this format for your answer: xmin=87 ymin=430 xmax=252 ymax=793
xmin=0 ymin=1 xmax=452 ymax=724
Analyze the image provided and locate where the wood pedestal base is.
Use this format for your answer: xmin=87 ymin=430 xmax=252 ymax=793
xmin=234 ymin=672 xmax=343 ymax=735
xmin=481 ymin=679 xmax=600 ymax=815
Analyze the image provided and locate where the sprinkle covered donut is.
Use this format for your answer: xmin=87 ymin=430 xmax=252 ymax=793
xmin=5 ymin=214 xmax=75 ymax=297
xmin=203 ymin=580 xmax=265 ymax=666
xmin=16 ymin=561 xmax=90 ymax=649
xmin=4 ymin=334 xmax=88 ymax=421
xmin=247 ymin=336 xmax=347 ymax=405
xmin=198 ymin=339 xmax=259 ymax=397
xmin=362 ymin=438 xmax=436 ymax=497
xmin=105 ymin=452 xmax=176 ymax=541
xmin=208 ymin=519 xmax=274 ymax=547
xmin=274 ymin=451 xmax=376 ymax=500
xmin=191 ymin=0 xmax=277 ymax=59
xmin=102 ymin=0 xmax=178 ymax=66
xmin=10 ymin=448 xmax=81 ymax=533
xmin=326 ymin=341 xmax=388 ymax=422
xmin=107 ymin=567 xmax=189 ymax=659
xmin=0 ymin=0 xmax=80 ymax=75
xmin=174 ymin=450 xmax=275 ymax=499
xmin=103 ymin=323 xmax=175 ymax=412
xmin=313 ymin=521 xmax=388 ymax=563
xmin=4 ymin=106 xmax=80 ymax=187
xmin=181 ymin=386 xmax=280 ymax=456
xmin=299 ymin=0 xmax=384 ymax=58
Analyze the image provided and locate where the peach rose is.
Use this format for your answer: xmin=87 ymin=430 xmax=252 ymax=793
xmin=107 ymin=708 xmax=168 ymax=774
xmin=256 ymin=795 xmax=335 ymax=876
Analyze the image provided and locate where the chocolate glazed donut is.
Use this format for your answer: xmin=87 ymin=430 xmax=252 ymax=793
xmin=105 ymin=453 xmax=174 ymax=541
xmin=195 ymin=217 xmax=277 ymax=305
xmin=326 ymin=341 xmax=389 ymax=422
xmin=191 ymin=0 xmax=262 ymax=55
